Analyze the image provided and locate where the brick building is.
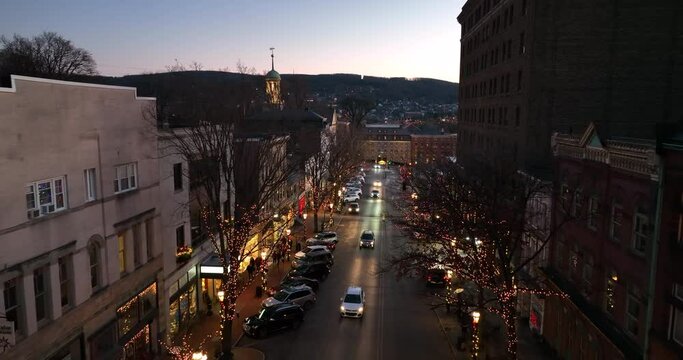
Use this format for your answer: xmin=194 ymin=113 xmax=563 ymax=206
xmin=360 ymin=124 xmax=412 ymax=164
xmin=410 ymin=129 xmax=458 ymax=165
xmin=648 ymin=124 xmax=683 ymax=358
xmin=544 ymin=123 xmax=683 ymax=359
xmin=456 ymin=0 xmax=682 ymax=173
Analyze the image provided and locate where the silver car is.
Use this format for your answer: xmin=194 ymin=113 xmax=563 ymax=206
xmin=262 ymin=285 xmax=317 ymax=310
xmin=340 ymin=286 xmax=365 ymax=318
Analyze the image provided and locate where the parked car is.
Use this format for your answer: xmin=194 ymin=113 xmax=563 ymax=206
xmin=370 ymin=190 xmax=380 ymax=198
xmin=279 ymin=276 xmax=320 ymax=292
xmin=346 ymin=188 xmax=362 ymax=196
xmin=305 ymin=238 xmax=336 ymax=251
xmin=312 ymin=231 xmax=338 ymax=244
xmin=295 ymin=245 xmax=330 ymax=260
xmin=347 ymin=202 xmax=360 ymax=214
xmin=261 ymin=284 xmax=316 ymax=310
xmin=292 ymin=251 xmax=334 ymax=268
xmin=286 ymin=263 xmax=331 ymax=281
xmin=344 ymin=193 xmax=360 ymax=203
xmin=359 ymin=230 xmax=375 ymax=249
xmin=339 ymin=286 xmax=365 ymax=318
xmin=243 ymin=303 xmax=304 ymax=338
xmin=425 ymin=268 xmax=451 ymax=287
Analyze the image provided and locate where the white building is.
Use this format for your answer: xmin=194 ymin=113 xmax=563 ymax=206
xmin=0 ymin=76 xmax=162 ymax=359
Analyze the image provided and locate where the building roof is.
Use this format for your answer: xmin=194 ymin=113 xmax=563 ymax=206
xmin=265 ymin=69 xmax=281 ymax=80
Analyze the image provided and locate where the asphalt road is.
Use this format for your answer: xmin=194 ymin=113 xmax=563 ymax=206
xmin=237 ymin=166 xmax=452 ymax=360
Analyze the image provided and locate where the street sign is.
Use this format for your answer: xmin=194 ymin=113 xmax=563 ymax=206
xmin=0 ymin=318 xmax=15 ymax=353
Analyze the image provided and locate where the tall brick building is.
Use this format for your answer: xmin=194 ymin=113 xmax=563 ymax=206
xmin=456 ymin=0 xmax=682 ymax=173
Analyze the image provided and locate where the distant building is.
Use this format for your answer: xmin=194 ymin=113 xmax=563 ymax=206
xmin=0 ymin=76 xmax=162 ymax=359
xmin=545 ymin=123 xmax=683 ymax=359
xmin=410 ymin=127 xmax=457 ymax=165
xmin=456 ymin=0 xmax=682 ymax=174
xmin=360 ymin=124 xmax=412 ymax=164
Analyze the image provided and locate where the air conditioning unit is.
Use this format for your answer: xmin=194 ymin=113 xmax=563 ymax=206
xmin=27 ymin=209 xmax=40 ymax=219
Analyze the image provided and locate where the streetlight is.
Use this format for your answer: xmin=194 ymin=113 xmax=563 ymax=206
xmin=217 ymin=290 xmax=225 ymax=302
xmin=286 ymin=228 xmax=291 ymax=236
xmin=192 ymin=352 xmax=208 ymax=360
xmin=471 ymin=311 xmax=481 ymax=324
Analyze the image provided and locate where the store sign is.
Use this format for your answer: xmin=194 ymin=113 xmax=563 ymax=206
xmin=0 ymin=319 xmax=15 ymax=353
xmin=200 ymin=265 xmax=224 ymax=274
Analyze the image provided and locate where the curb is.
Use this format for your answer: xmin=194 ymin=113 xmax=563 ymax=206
xmin=433 ymin=308 xmax=459 ymax=360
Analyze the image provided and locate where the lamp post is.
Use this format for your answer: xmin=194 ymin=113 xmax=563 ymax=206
xmin=260 ymin=250 xmax=268 ymax=293
xmin=471 ymin=311 xmax=481 ymax=359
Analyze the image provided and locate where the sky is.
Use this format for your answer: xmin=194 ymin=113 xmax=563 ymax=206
xmin=0 ymin=1 xmax=466 ymax=83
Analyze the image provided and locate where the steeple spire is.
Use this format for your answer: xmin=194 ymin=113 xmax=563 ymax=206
xmin=270 ymin=47 xmax=275 ymax=71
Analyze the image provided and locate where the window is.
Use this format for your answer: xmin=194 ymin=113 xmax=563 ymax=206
xmin=89 ymin=243 xmax=100 ymax=289
xmin=34 ymin=266 xmax=49 ymax=322
xmin=3 ymin=278 xmax=22 ymax=334
xmin=84 ymin=168 xmax=97 ymax=201
xmin=145 ymin=219 xmax=154 ymax=259
xmin=677 ymin=212 xmax=682 ymax=245
xmin=118 ymin=233 xmax=126 ymax=274
xmin=133 ymin=223 xmax=142 ymax=267
xmin=673 ymin=307 xmax=683 ymax=345
xmin=519 ymin=32 xmax=526 ymax=54
xmin=582 ymin=254 xmax=593 ymax=296
xmin=674 ymin=283 xmax=683 ymax=301
xmin=609 ymin=201 xmax=623 ymax=242
xmin=571 ymin=189 xmax=583 ymax=217
xmin=633 ymin=212 xmax=649 ymax=253
xmin=570 ymin=245 xmax=579 ymax=274
xmin=176 ymin=225 xmax=185 ymax=248
xmin=626 ymin=288 xmax=641 ymax=336
xmin=605 ymin=270 xmax=617 ymax=314
xmin=26 ymin=176 xmax=67 ymax=219
xmin=587 ymin=195 xmax=599 ymax=230
xmin=515 ymin=106 xmax=520 ymax=126
xmin=58 ymin=256 xmax=71 ymax=308
xmin=114 ymin=163 xmax=137 ymax=193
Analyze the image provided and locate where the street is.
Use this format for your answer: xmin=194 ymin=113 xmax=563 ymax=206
xmin=237 ymin=166 xmax=453 ymax=360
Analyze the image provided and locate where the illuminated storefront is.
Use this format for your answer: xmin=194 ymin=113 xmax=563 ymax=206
xmin=167 ymin=268 xmax=198 ymax=338
xmin=116 ymin=282 xmax=157 ymax=360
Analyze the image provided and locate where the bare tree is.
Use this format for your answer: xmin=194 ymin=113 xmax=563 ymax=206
xmin=189 ymin=61 xmax=203 ymax=71
xmin=152 ymin=74 xmax=296 ymax=359
xmin=388 ymin=159 xmax=568 ymax=359
xmin=0 ymin=32 xmax=97 ymax=80
xmin=338 ymin=95 xmax=376 ymax=128
xmin=165 ymin=59 xmax=186 ymax=72
xmin=235 ymin=59 xmax=257 ymax=75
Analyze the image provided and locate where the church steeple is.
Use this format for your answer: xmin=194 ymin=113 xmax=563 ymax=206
xmin=265 ymin=47 xmax=282 ymax=107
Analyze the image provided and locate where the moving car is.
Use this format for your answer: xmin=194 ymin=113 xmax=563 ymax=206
xmin=373 ymin=180 xmax=382 ymax=187
xmin=370 ymin=190 xmax=380 ymax=198
xmin=279 ymin=276 xmax=320 ymax=292
xmin=261 ymin=284 xmax=316 ymax=310
xmin=347 ymin=202 xmax=360 ymax=214
xmin=344 ymin=193 xmax=360 ymax=203
xmin=243 ymin=303 xmax=304 ymax=338
xmin=359 ymin=230 xmax=375 ymax=249
xmin=295 ymin=245 xmax=330 ymax=260
xmin=286 ymin=263 xmax=331 ymax=281
xmin=292 ymin=251 xmax=334 ymax=268
xmin=340 ymin=286 xmax=365 ymax=318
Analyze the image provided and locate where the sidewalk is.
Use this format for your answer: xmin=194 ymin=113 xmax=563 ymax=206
xmin=433 ymin=306 xmax=558 ymax=359
xmin=180 ymin=210 xmax=335 ymax=358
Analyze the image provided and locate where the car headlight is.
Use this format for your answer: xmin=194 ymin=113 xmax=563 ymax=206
xmin=340 ymin=306 xmax=345 ymax=311
xmin=348 ymin=208 xmax=352 ymax=211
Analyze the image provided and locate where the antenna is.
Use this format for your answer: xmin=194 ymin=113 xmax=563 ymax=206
xmin=270 ymin=47 xmax=275 ymax=71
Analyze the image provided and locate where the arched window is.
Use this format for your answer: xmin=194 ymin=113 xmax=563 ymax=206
xmin=88 ymin=242 xmax=101 ymax=289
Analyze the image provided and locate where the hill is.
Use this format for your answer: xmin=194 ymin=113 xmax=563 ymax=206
xmin=70 ymin=71 xmax=458 ymax=104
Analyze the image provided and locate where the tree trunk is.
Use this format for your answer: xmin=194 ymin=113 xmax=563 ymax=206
xmin=502 ymin=300 xmax=518 ymax=359
xmin=313 ymin=211 xmax=319 ymax=233
xmin=220 ymin=308 xmax=233 ymax=359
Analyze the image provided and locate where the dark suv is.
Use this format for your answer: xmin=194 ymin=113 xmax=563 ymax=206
xmin=243 ymin=303 xmax=304 ymax=338
xmin=279 ymin=276 xmax=320 ymax=292
xmin=292 ymin=251 xmax=334 ymax=268
xmin=286 ymin=263 xmax=330 ymax=281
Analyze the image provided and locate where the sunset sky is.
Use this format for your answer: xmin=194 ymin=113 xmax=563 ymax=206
xmin=1 ymin=0 xmax=465 ymax=82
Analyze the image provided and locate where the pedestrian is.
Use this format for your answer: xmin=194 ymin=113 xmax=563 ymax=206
xmin=295 ymin=241 xmax=302 ymax=252
xmin=255 ymin=255 xmax=262 ymax=270
xmin=247 ymin=262 xmax=254 ymax=280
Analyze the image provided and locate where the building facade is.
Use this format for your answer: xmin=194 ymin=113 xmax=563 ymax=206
xmin=0 ymin=76 xmax=162 ymax=359
xmin=361 ymin=124 xmax=412 ymax=164
xmin=410 ymin=132 xmax=457 ymax=165
xmin=545 ymin=124 xmax=660 ymax=359
xmin=456 ymin=0 xmax=682 ymax=173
